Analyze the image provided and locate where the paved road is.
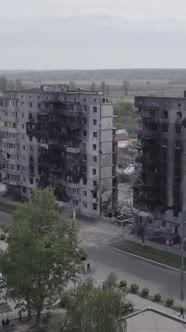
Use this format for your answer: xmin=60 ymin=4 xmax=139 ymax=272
xmin=0 ymin=211 xmax=13 ymax=224
xmin=82 ymin=241 xmax=185 ymax=304
xmin=0 ymin=211 xmax=185 ymax=304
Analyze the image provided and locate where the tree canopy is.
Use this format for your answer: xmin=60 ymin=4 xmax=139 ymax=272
xmin=47 ymin=273 xmax=127 ymax=332
xmin=0 ymin=187 xmax=81 ymax=324
xmin=69 ymin=81 xmax=77 ymax=91
xmin=122 ymin=80 xmax=130 ymax=96
xmin=114 ymin=102 xmax=136 ymax=121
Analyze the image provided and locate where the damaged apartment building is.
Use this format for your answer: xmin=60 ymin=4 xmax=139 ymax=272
xmin=0 ymin=85 xmax=118 ymax=217
xmin=134 ymin=92 xmax=186 ymax=239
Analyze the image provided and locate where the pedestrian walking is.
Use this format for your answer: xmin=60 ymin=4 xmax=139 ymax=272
xmin=179 ymin=307 xmax=185 ymax=319
xmin=87 ymin=262 xmax=90 ymax=274
xmin=18 ymin=310 xmax=22 ymax=322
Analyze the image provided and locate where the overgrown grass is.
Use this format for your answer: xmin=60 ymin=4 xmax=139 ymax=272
xmin=0 ymin=201 xmax=16 ymax=214
xmin=116 ymin=240 xmax=184 ymax=270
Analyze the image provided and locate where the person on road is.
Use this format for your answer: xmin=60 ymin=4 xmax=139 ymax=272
xmin=18 ymin=310 xmax=22 ymax=322
xmin=179 ymin=307 xmax=184 ymax=319
xmin=87 ymin=262 xmax=90 ymax=274
xmin=81 ymin=264 xmax=86 ymax=275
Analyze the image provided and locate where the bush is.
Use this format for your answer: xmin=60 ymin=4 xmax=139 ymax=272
xmin=154 ymin=293 xmax=161 ymax=302
xmin=119 ymin=280 xmax=127 ymax=288
xmin=60 ymin=292 xmax=75 ymax=309
xmin=141 ymin=288 xmax=149 ymax=298
xmin=130 ymin=283 xmax=139 ymax=294
xmin=166 ymin=298 xmax=174 ymax=307
xmin=102 ymin=272 xmax=118 ymax=290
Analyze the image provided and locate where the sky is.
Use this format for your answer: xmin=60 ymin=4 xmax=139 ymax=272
xmin=0 ymin=0 xmax=186 ymax=69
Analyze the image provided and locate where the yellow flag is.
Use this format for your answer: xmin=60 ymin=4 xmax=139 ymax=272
xmin=72 ymin=208 xmax=76 ymax=224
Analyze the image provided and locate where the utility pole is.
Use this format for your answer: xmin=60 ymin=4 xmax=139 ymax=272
xmin=72 ymin=204 xmax=77 ymax=292
xmin=180 ymin=215 xmax=186 ymax=301
xmin=180 ymin=236 xmax=186 ymax=301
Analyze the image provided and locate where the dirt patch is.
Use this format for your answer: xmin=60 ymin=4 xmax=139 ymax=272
xmin=77 ymin=219 xmax=130 ymax=247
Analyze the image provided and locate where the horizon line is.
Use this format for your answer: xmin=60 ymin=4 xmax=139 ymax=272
xmin=1 ymin=67 xmax=186 ymax=72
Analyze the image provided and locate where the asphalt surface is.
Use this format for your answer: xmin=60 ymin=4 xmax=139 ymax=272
xmin=0 ymin=211 xmax=13 ymax=224
xmin=0 ymin=211 xmax=185 ymax=304
xmin=82 ymin=241 xmax=185 ymax=304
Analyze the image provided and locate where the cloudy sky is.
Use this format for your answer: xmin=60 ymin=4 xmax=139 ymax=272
xmin=1 ymin=0 xmax=186 ymax=69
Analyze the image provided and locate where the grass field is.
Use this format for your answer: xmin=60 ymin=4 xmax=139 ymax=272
xmin=117 ymin=240 xmax=183 ymax=270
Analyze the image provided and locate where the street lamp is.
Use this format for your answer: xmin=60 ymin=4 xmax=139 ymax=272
xmin=180 ymin=237 xmax=186 ymax=301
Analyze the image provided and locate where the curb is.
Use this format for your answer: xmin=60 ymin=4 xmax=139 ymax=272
xmin=111 ymin=246 xmax=181 ymax=272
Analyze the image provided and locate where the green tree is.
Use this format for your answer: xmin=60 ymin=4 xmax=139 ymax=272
xmin=106 ymin=84 xmax=110 ymax=95
xmin=101 ymin=81 xmax=106 ymax=94
xmin=0 ymin=187 xmax=81 ymax=324
xmin=69 ymin=81 xmax=77 ymax=91
xmin=0 ymin=76 xmax=7 ymax=92
xmin=91 ymin=82 xmax=96 ymax=91
xmin=7 ymin=80 xmax=15 ymax=90
xmin=122 ymin=80 xmax=130 ymax=96
xmin=15 ymin=78 xmax=23 ymax=90
xmin=128 ymin=202 xmax=149 ymax=245
xmin=114 ymin=102 xmax=136 ymax=120
xmin=49 ymin=274 xmax=127 ymax=332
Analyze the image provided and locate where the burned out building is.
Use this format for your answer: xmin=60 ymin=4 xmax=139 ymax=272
xmin=0 ymin=85 xmax=117 ymax=217
xmin=134 ymin=93 xmax=186 ymax=239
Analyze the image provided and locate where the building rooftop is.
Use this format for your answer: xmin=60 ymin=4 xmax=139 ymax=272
xmin=125 ymin=308 xmax=186 ymax=332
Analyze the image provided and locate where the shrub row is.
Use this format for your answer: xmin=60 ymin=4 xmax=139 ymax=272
xmin=119 ymin=280 xmax=174 ymax=307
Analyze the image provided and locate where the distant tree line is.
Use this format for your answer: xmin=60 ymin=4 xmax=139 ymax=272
xmin=114 ymin=102 xmax=136 ymax=121
xmin=0 ymin=76 xmax=23 ymax=92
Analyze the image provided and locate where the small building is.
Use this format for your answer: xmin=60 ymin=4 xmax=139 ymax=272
xmin=116 ymin=129 xmax=129 ymax=148
xmin=116 ymin=129 xmax=137 ymax=169
xmin=125 ymin=307 xmax=186 ymax=332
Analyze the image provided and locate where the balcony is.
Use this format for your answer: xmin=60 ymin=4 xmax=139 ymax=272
xmin=48 ymin=143 xmax=65 ymax=151
xmin=40 ymin=143 xmax=48 ymax=149
xmin=58 ymin=108 xmax=81 ymax=117
xmin=6 ymin=127 xmax=17 ymax=134
xmin=3 ymin=178 xmax=20 ymax=186
xmin=66 ymin=146 xmax=80 ymax=153
xmin=63 ymin=122 xmax=81 ymax=129
xmin=66 ymin=157 xmax=79 ymax=166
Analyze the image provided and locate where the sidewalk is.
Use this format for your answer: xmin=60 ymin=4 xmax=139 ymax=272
xmin=0 ymin=265 xmax=185 ymax=324
xmin=81 ymin=270 xmax=186 ymax=321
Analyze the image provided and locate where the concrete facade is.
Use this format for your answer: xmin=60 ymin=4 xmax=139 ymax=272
xmin=134 ymin=94 xmax=186 ymax=239
xmin=0 ymin=85 xmax=118 ymax=217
